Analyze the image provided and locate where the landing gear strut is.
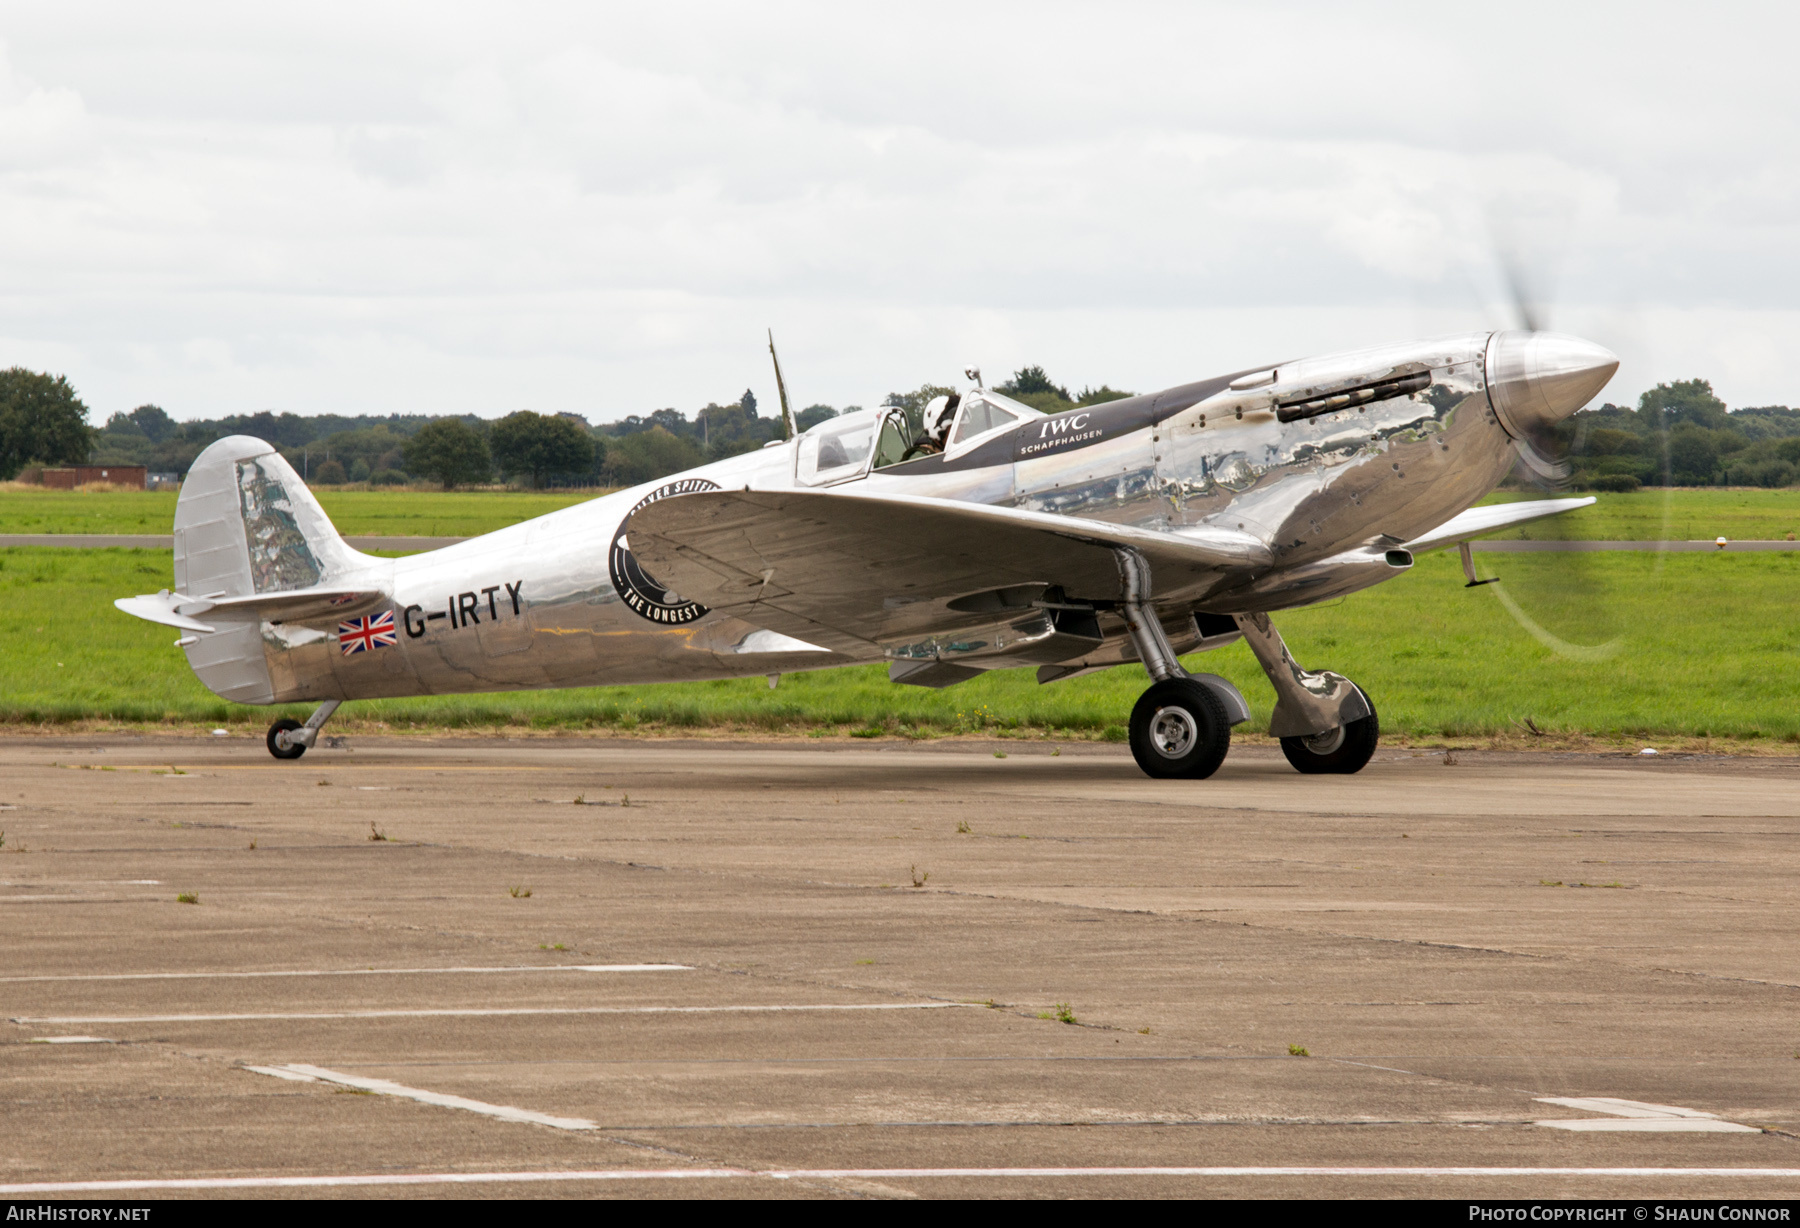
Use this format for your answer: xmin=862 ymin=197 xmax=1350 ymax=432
xmin=1114 ymin=549 xmax=1249 ymax=779
xmin=1232 ymin=612 xmax=1379 ymax=775
xmin=266 ymin=700 xmax=342 ymax=761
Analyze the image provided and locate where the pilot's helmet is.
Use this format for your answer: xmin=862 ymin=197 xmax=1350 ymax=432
xmin=922 ymin=394 xmax=958 ymax=437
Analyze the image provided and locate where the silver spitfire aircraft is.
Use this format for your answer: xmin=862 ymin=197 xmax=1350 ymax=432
xmin=117 ymin=329 xmax=1615 ymax=779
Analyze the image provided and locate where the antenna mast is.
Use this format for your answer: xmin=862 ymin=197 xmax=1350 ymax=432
xmin=768 ymin=330 xmax=796 ymax=441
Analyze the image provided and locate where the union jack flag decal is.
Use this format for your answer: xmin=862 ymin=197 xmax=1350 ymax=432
xmin=338 ymin=610 xmax=398 ymax=656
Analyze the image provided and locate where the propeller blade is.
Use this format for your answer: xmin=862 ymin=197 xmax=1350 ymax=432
xmin=1498 ymin=251 xmax=1547 ymax=334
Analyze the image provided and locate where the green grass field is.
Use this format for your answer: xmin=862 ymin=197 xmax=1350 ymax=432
xmin=6 ymin=486 xmax=1800 ymax=542
xmin=1482 ymin=488 xmax=1800 ymax=541
xmin=0 ymin=488 xmax=600 ymax=538
xmin=6 ymin=546 xmax=1797 ymax=744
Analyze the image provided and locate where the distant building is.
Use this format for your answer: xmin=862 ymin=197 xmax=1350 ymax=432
xmin=39 ymin=465 xmax=148 ymax=490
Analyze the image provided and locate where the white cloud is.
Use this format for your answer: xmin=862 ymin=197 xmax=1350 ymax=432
xmin=0 ymin=2 xmax=1796 ymax=420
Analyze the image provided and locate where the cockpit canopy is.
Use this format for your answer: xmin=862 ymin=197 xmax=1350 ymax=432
xmin=794 ymin=388 xmax=1041 ymax=485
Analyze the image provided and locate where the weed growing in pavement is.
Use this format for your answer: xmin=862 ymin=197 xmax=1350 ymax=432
xmin=955 ymin=820 xmax=972 ymax=834
xmin=368 ymin=823 xmax=388 ymax=842
xmin=1038 ymin=1003 xmax=1078 ymax=1024
xmin=538 ymin=943 xmax=566 ymax=951
xmin=509 ymin=885 xmax=532 ymax=899
xmin=855 ymin=959 xmax=875 ymax=966
xmin=176 ymin=892 xmax=198 ymax=904
xmin=992 ymin=750 xmax=1007 ymax=758
xmin=910 ymin=865 xmax=929 ymax=888
xmin=1288 ymin=1044 xmax=1310 ymax=1057
xmin=247 ymin=839 xmax=256 ymax=850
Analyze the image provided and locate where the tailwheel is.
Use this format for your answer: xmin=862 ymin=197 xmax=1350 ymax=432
xmin=266 ymin=718 xmax=307 ymax=760
xmin=1278 ymin=691 xmax=1379 ymax=775
xmin=1129 ymin=678 xmax=1232 ymax=780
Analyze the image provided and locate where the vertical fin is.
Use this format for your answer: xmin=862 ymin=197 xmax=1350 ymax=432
xmin=768 ymin=329 xmax=796 ymax=441
xmin=167 ymin=435 xmax=368 ymax=705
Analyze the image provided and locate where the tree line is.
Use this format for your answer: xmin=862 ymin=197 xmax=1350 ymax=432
xmin=11 ymin=379 xmax=800 ymax=490
xmin=4 ymin=363 xmax=1800 ymax=492
xmin=1542 ymin=379 xmax=1800 ymax=491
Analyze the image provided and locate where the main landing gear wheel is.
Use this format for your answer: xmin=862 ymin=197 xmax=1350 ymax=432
xmin=1278 ymin=693 xmax=1379 ymax=775
xmin=266 ymin=718 xmax=307 ymax=760
xmin=1129 ymin=678 xmax=1232 ymax=780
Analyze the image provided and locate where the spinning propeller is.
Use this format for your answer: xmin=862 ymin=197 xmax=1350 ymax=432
xmin=1466 ymin=243 xmax=1660 ymax=666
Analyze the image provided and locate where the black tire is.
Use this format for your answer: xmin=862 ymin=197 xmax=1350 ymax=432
xmin=267 ymin=718 xmax=307 ymax=760
xmin=1279 ymin=693 xmax=1379 ymax=775
xmin=1128 ymin=678 xmax=1232 ymax=780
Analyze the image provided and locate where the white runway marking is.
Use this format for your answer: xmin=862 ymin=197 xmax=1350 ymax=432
xmin=251 ymin=1064 xmax=597 ymax=1131
xmin=14 ymin=1002 xmax=969 ymax=1025
xmin=0 ymin=963 xmax=691 ymax=984
xmin=243 ymin=1065 xmax=319 ymax=1082
xmin=0 ymin=897 xmax=137 ymax=904
xmin=1535 ymin=1097 xmax=1760 ymax=1133
xmin=4 ymin=1167 xmax=1800 ymax=1194
xmin=1540 ymin=1120 xmax=1760 ymax=1133
xmin=26 ymin=1036 xmax=114 ymax=1044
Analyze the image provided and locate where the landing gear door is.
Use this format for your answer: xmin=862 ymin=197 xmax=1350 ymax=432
xmin=796 ymin=408 xmax=880 ymax=487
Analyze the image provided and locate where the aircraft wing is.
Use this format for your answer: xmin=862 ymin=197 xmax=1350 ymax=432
xmin=628 ymin=488 xmax=1270 ymax=653
xmin=1402 ymin=497 xmax=1596 ymax=554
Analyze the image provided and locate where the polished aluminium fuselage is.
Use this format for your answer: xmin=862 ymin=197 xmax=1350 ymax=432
xmin=227 ymin=331 xmax=1514 ymax=705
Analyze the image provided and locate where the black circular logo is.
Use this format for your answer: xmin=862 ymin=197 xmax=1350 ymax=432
xmin=609 ymin=478 xmax=721 ymax=624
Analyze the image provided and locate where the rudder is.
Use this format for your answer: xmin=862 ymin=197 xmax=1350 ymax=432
xmin=175 ymin=436 xmax=362 ymax=600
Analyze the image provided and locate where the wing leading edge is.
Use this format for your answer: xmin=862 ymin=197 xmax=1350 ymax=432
xmin=1402 ymin=496 xmax=1596 ymax=554
xmin=627 ymin=488 xmax=1271 ymax=654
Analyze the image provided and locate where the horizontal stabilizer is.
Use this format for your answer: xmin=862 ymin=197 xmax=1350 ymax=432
xmin=204 ymin=587 xmax=387 ymax=623
xmin=114 ymin=591 xmax=217 ymax=633
xmin=116 ymin=586 xmax=387 ymax=632
xmin=1403 ymin=497 xmax=1595 ymax=554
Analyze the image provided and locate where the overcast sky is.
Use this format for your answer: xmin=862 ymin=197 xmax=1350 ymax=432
xmin=1 ymin=2 xmax=1795 ymax=423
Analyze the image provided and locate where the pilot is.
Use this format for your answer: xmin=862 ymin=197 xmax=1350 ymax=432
xmin=901 ymin=393 xmax=960 ymax=461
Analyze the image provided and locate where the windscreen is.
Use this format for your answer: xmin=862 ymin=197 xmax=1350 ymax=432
xmin=951 ymin=395 xmax=1024 ymax=445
